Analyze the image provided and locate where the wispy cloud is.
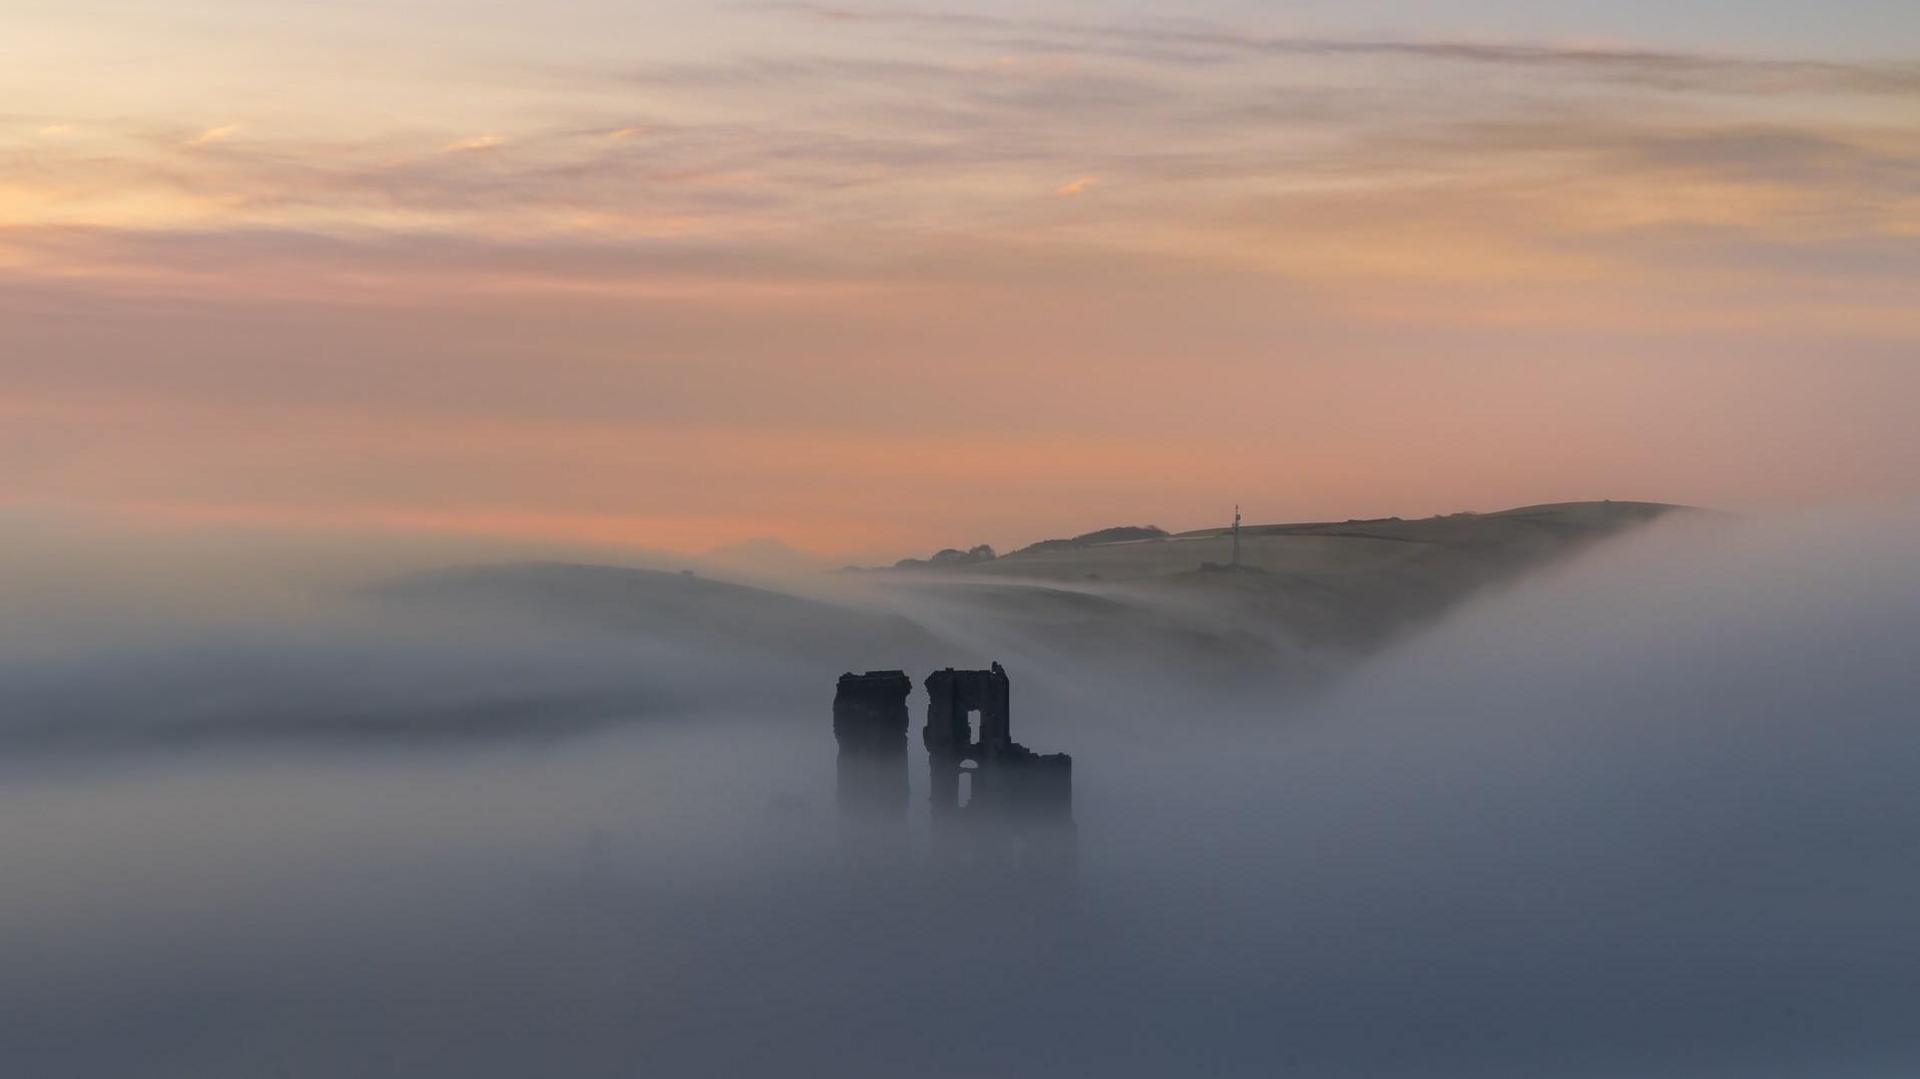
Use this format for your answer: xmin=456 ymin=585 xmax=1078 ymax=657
xmin=443 ymin=133 xmax=506 ymax=153
xmin=757 ymin=3 xmax=1920 ymax=96
xmin=1 ymin=7 xmax=1913 ymax=342
xmin=184 ymin=124 xmax=240 ymax=147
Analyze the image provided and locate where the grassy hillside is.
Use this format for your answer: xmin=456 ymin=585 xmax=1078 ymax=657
xmin=868 ymin=501 xmax=1682 ymax=679
xmin=374 ymin=503 xmax=1683 ymax=711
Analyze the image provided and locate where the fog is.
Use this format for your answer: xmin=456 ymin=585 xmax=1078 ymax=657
xmin=3 ymin=508 xmax=1918 ymax=1076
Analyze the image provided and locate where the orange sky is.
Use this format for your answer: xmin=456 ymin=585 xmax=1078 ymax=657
xmin=4 ymin=2 xmax=1918 ymax=560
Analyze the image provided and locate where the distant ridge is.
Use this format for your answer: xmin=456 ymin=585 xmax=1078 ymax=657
xmin=1011 ymin=525 xmax=1169 ymax=557
xmin=877 ymin=501 xmax=1684 ymax=572
xmin=1171 ymin=500 xmax=1683 ymax=539
xmin=882 ymin=525 xmax=1175 ymax=571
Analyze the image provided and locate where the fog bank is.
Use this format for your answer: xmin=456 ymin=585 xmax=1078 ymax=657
xmin=3 ymin=508 xmax=1917 ymax=1076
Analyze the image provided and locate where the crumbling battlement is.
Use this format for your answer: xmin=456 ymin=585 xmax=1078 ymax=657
xmin=833 ymin=670 xmax=911 ymax=750
xmin=924 ymin=663 xmax=1012 ymax=759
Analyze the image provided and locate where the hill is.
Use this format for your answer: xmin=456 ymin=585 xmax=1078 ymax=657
xmin=858 ymin=501 xmax=1682 ymax=682
xmin=384 ymin=502 xmax=1684 ymax=701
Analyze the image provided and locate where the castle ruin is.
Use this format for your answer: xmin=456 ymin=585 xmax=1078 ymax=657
xmin=833 ymin=663 xmax=1073 ymax=864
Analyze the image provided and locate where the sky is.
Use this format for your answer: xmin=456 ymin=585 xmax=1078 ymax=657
xmin=4 ymin=1 xmax=1918 ymax=559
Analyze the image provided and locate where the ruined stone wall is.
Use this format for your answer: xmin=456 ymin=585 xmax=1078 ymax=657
xmin=836 ymin=663 xmax=1072 ymax=873
xmin=832 ymin=670 xmax=911 ymax=816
